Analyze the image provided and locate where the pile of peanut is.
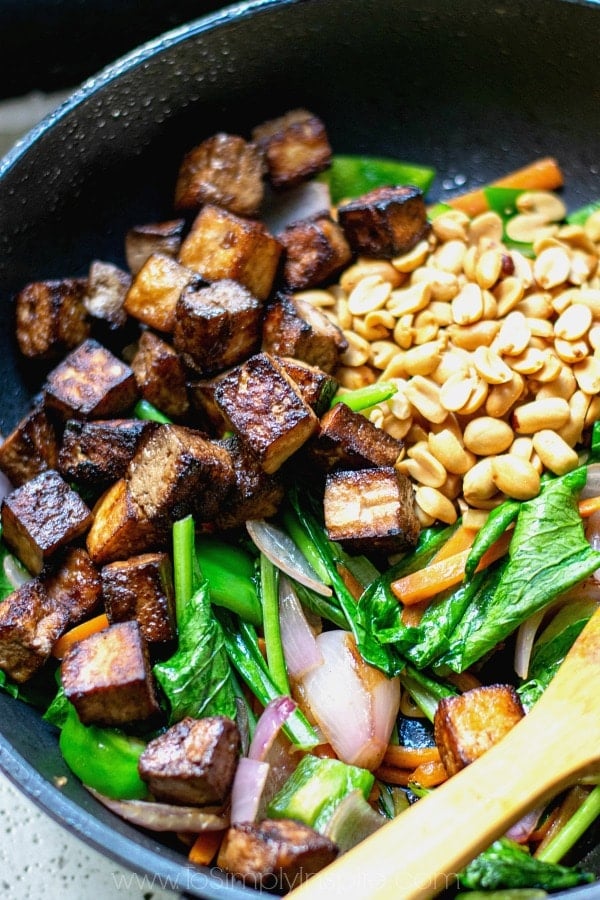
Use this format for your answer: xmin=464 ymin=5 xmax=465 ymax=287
xmin=297 ymin=192 xmax=600 ymax=529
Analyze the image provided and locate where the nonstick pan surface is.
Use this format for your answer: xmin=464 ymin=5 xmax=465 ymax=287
xmin=1 ymin=0 xmax=600 ymax=896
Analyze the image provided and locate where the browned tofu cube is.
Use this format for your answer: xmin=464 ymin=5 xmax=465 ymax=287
xmin=279 ymin=216 xmax=352 ymax=289
xmin=215 ymin=435 xmax=285 ymax=530
xmin=323 ymin=466 xmax=419 ymax=555
xmin=125 ymin=219 xmax=185 ymax=275
xmin=0 ymin=405 xmax=59 ymax=487
xmin=124 ymin=253 xmax=201 ymax=333
xmin=338 ymin=185 xmax=430 ymax=258
xmin=308 ymin=402 xmax=403 ymax=471
xmin=434 ymin=685 xmax=525 ymax=777
xmin=83 ymin=260 xmax=131 ymax=328
xmin=15 ymin=278 xmax=90 ymax=359
xmin=61 ymin=620 xmax=160 ymax=726
xmin=174 ymin=132 xmax=265 ymax=217
xmin=138 ymin=716 xmax=241 ymax=805
xmin=58 ymin=418 xmax=153 ymax=489
xmin=0 ymin=548 xmax=101 ymax=682
xmin=127 ymin=424 xmax=235 ymax=526
xmin=173 ymin=280 xmax=263 ymax=376
xmin=262 ymin=293 xmax=347 ymax=373
xmin=252 ymin=109 xmax=333 ymax=189
xmin=215 ymin=353 xmax=318 ymax=474
xmin=187 ymin=372 xmax=233 ymax=438
xmin=217 ymin=818 xmax=337 ymax=889
xmin=1 ymin=470 xmax=93 ymax=574
xmin=44 ymin=339 xmax=139 ymax=420
xmin=274 ymin=356 xmax=338 ymax=415
xmin=130 ymin=330 xmax=190 ymax=419
xmin=102 ymin=551 xmax=175 ymax=643
xmin=86 ymin=478 xmax=164 ymax=566
xmin=178 ymin=205 xmax=282 ymax=302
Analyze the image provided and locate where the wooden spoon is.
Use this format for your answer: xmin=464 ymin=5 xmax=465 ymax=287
xmin=291 ymin=606 xmax=600 ymax=900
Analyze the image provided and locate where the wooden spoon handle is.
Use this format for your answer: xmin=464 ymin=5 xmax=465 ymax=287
xmin=291 ymin=609 xmax=600 ymax=900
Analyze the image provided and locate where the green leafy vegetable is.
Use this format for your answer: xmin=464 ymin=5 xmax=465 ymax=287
xmin=464 ymin=499 xmax=520 ymax=579
xmin=458 ymin=837 xmax=594 ymax=892
xmin=267 ymin=753 xmax=374 ymax=832
xmin=319 ymin=154 xmax=436 ymax=204
xmin=398 ymin=664 xmax=457 ymax=722
xmin=196 ymin=536 xmax=262 ymax=625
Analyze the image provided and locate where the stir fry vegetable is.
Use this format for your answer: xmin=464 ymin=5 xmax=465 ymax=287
xmin=2 ymin=104 xmax=600 ymax=896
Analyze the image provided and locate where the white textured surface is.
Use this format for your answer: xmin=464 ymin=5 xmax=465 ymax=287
xmin=0 ymin=772 xmax=178 ymax=900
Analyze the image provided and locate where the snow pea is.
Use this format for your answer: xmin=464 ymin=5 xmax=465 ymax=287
xmin=318 ymin=154 xmax=435 ymax=204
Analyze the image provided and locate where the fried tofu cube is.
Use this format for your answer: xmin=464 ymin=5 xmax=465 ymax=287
xmin=187 ymin=373 xmax=233 ymax=438
xmin=127 ymin=424 xmax=235 ymax=526
xmin=138 ymin=716 xmax=241 ymax=805
xmin=178 ymin=205 xmax=282 ymax=302
xmin=262 ymin=293 xmax=347 ymax=373
xmin=15 ymin=277 xmax=90 ymax=359
xmin=215 ymin=353 xmax=318 ymax=474
xmin=58 ymin=418 xmax=153 ymax=489
xmin=86 ymin=478 xmax=164 ymax=566
xmin=215 ymin=435 xmax=285 ymax=530
xmin=61 ymin=620 xmax=160 ymax=726
xmin=323 ymin=466 xmax=419 ymax=555
xmin=252 ymin=109 xmax=332 ymax=189
xmin=434 ymin=685 xmax=525 ymax=777
xmin=125 ymin=219 xmax=185 ymax=275
xmin=44 ymin=338 xmax=139 ymax=420
xmin=217 ymin=818 xmax=337 ymax=889
xmin=274 ymin=356 xmax=338 ymax=415
xmin=173 ymin=280 xmax=263 ymax=375
xmin=0 ymin=548 xmax=101 ymax=682
xmin=337 ymin=185 xmax=430 ymax=258
xmin=309 ymin=402 xmax=403 ymax=471
xmin=280 ymin=216 xmax=352 ymax=289
xmin=102 ymin=551 xmax=175 ymax=643
xmin=124 ymin=253 xmax=201 ymax=333
xmin=130 ymin=330 xmax=190 ymax=419
xmin=83 ymin=260 xmax=131 ymax=328
xmin=1 ymin=470 xmax=93 ymax=574
xmin=174 ymin=132 xmax=265 ymax=217
xmin=0 ymin=405 xmax=59 ymax=487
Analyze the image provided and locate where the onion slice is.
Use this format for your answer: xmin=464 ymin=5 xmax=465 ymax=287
xmin=514 ymin=608 xmax=546 ymax=680
xmin=86 ymin=787 xmax=228 ymax=832
xmin=505 ymin=804 xmax=544 ymax=843
xmin=230 ymin=757 xmax=270 ymax=824
xmin=246 ymin=519 xmax=332 ymax=597
xmin=279 ymin=575 xmax=324 ymax=680
xmin=248 ymin=695 xmax=298 ymax=761
xmin=580 ymin=462 xmax=600 ymax=499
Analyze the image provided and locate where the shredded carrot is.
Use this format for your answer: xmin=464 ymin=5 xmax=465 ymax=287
xmin=447 ymin=157 xmax=564 ymax=217
xmin=52 ymin=613 xmax=110 ymax=659
xmin=409 ymin=759 xmax=448 ymax=789
xmin=373 ymin=764 xmax=412 ymax=786
xmin=578 ymin=495 xmax=600 ymax=518
xmin=336 ymin=563 xmax=364 ymax=601
xmin=391 ymin=529 xmax=512 ymax=606
xmin=188 ymin=829 xmax=225 ymax=866
xmin=382 ymin=744 xmax=440 ymax=770
xmin=430 ymin=524 xmax=477 ymax=564
xmin=533 ymin=786 xmax=590 ymax=857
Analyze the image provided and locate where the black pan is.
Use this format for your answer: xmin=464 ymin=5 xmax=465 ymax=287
xmin=1 ymin=0 xmax=600 ymax=896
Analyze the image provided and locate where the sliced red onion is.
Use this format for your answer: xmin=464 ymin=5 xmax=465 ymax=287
xmin=580 ymin=462 xmax=600 ymax=499
xmin=86 ymin=787 xmax=228 ymax=832
xmin=514 ymin=608 xmax=546 ymax=679
xmin=229 ymin=757 xmax=270 ymax=824
xmin=248 ymin=695 xmax=297 ymax=761
xmin=323 ymin=789 xmax=386 ymax=853
xmin=299 ymin=630 xmax=400 ymax=771
xmin=246 ymin=519 xmax=332 ymax=597
xmin=505 ymin=804 xmax=545 ymax=843
xmin=279 ymin=575 xmax=324 ymax=680
xmin=3 ymin=553 xmax=30 ymax=589
xmin=261 ymin=181 xmax=331 ymax=235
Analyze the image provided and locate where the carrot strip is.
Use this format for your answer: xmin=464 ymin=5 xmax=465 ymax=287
xmin=391 ymin=529 xmax=512 ymax=606
xmin=533 ymin=786 xmax=589 ymax=856
xmin=383 ymin=744 xmax=440 ymax=769
xmin=188 ymin=829 xmax=225 ymax=866
xmin=578 ymin=495 xmax=600 ymax=518
xmin=52 ymin=613 xmax=110 ymax=659
xmin=409 ymin=759 xmax=448 ymax=789
xmin=336 ymin=563 xmax=364 ymax=601
xmin=430 ymin=524 xmax=477 ymax=564
xmin=446 ymin=670 xmax=482 ymax=693
xmin=373 ymin=764 xmax=412 ymax=786
xmin=401 ymin=601 xmax=429 ymax=627
xmin=447 ymin=157 xmax=564 ymax=217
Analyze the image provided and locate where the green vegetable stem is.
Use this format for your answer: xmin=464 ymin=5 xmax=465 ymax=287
xmin=59 ymin=704 xmax=148 ymax=800
xmin=133 ymin=399 xmax=173 ymax=424
xmin=196 ymin=536 xmax=262 ymax=626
